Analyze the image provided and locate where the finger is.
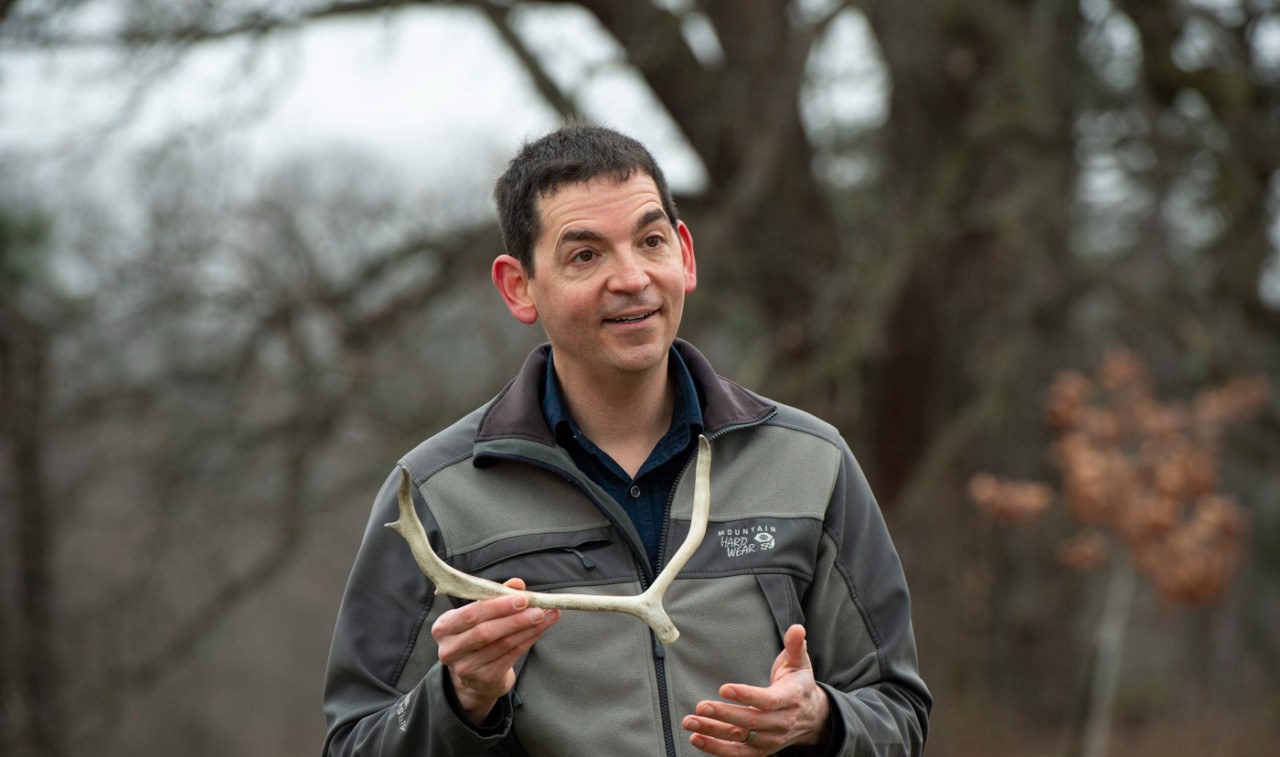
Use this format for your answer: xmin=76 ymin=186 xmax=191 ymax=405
xmin=686 ymin=729 xmax=769 ymax=756
xmin=445 ymin=610 xmax=558 ymax=673
xmin=721 ymin=682 xmax=790 ymax=712
xmin=434 ymin=602 xmax=556 ymax=656
xmin=458 ymin=612 xmax=563 ymax=671
xmin=681 ymin=711 xmax=759 ymax=746
xmin=430 ymin=577 xmax=534 ymax=639
xmin=437 ymin=579 xmax=550 ymax=661
xmin=687 ymin=698 xmax=770 ymax=734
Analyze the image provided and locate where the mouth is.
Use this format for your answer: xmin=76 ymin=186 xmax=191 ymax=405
xmin=605 ymin=310 xmax=656 ymax=324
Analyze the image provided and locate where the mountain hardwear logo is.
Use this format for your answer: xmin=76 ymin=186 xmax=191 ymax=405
xmin=717 ymin=525 xmax=777 ymax=558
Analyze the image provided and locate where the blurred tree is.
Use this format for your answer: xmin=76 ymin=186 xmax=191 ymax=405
xmin=969 ymin=348 xmax=1270 ymax=757
xmin=2 ymin=134 xmax=524 ymax=753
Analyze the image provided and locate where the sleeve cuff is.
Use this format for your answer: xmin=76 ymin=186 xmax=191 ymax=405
xmin=440 ymin=665 xmax=513 ymax=737
xmin=783 ymin=682 xmax=846 ymax=757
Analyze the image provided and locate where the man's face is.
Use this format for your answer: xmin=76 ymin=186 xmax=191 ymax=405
xmin=519 ymin=172 xmax=696 ymax=387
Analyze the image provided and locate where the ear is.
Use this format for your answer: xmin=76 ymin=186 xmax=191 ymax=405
xmin=492 ymin=254 xmax=539 ymax=325
xmin=677 ymin=221 xmax=697 ymax=294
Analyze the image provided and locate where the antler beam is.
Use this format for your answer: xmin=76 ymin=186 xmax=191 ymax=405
xmin=386 ymin=435 xmax=712 ymax=644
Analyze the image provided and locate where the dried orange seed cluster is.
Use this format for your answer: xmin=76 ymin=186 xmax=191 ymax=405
xmin=968 ymin=348 xmax=1270 ymax=606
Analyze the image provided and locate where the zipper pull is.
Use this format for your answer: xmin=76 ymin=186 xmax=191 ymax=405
xmin=652 ymin=634 xmax=667 ymax=659
xmin=565 ymin=547 xmax=596 ymax=570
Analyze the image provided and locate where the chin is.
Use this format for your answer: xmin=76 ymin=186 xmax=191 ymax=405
xmin=606 ymin=342 xmax=670 ymax=374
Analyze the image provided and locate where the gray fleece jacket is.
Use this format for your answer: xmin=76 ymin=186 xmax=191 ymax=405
xmin=322 ymin=340 xmax=931 ymax=756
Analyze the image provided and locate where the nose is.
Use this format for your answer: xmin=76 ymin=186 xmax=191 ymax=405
xmin=607 ymin=249 xmax=650 ymax=293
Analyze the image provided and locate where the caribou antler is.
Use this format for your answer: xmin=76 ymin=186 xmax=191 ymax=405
xmin=386 ymin=435 xmax=712 ymax=644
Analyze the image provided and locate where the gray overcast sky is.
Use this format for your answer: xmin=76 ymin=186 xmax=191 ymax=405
xmin=0 ymin=2 xmax=899 ymax=198
xmin=3 ymin=2 xmax=1273 ymax=304
xmin=0 ymin=5 xmax=714 ymax=196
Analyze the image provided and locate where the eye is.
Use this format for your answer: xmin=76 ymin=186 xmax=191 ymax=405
xmin=642 ymin=234 xmax=664 ymax=248
xmin=570 ymin=248 xmax=597 ymax=264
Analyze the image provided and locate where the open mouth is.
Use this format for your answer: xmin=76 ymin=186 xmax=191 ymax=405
xmin=606 ymin=311 xmax=655 ymax=323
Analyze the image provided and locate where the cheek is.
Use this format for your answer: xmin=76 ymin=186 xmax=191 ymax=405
xmin=541 ymin=290 xmax=593 ymax=326
xmin=658 ymin=266 xmax=691 ymax=296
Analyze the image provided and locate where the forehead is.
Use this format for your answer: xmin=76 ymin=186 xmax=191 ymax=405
xmin=534 ymin=173 xmax=665 ymax=238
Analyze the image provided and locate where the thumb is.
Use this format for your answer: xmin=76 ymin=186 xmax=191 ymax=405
xmin=774 ymin=624 xmax=812 ymax=680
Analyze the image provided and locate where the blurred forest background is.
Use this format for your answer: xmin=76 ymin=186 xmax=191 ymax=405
xmin=2 ymin=0 xmax=1279 ymax=755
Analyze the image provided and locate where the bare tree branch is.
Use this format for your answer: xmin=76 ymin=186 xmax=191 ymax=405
xmin=561 ymin=0 xmax=722 ymax=172
xmin=4 ymin=0 xmax=418 ymax=47
xmin=474 ymin=2 xmax=580 ymax=120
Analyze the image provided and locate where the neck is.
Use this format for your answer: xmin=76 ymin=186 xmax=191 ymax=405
xmin=554 ymin=356 xmax=674 ymax=477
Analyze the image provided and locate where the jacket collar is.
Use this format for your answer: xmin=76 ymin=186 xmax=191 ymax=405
xmin=474 ymin=339 xmax=775 ymax=451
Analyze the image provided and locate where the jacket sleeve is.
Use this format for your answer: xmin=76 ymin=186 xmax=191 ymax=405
xmin=321 ymin=468 xmax=514 ymax=756
xmin=803 ymin=443 xmax=932 ymax=757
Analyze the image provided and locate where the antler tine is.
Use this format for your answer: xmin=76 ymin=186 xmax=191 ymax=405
xmin=386 ymin=435 xmax=713 ymax=644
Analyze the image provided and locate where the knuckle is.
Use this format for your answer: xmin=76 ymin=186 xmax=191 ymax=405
xmin=471 ymin=624 xmax=497 ymax=646
xmin=450 ymin=659 xmax=475 ymax=679
xmin=438 ymin=637 xmax=466 ymax=662
xmin=504 ymin=635 xmax=530 ymax=656
xmin=430 ymin=615 xmax=452 ymax=642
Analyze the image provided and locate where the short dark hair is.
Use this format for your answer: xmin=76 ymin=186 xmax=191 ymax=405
xmin=493 ymin=124 xmax=680 ymax=274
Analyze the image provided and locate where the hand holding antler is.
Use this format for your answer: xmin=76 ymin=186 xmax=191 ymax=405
xmin=386 ymin=435 xmax=713 ymax=643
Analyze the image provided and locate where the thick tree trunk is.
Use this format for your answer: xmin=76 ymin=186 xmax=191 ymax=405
xmin=0 ymin=305 xmax=66 ymax=757
xmin=0 ymin=527 xmax=12 ymax=750
xmin=577 ymin=0 xmax=845 ymax=398
xmin=861 ymin=0 xmax=1081 ymax=503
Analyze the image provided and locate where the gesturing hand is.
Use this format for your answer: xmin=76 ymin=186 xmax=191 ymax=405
xmin=431 ymin=577 xmax=560 ymax=726
xmin=681 ymin=625 xmax=832 ymax=755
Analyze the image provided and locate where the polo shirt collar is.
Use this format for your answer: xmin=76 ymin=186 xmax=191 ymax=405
xmin=540 ymin=347 xmax=704 ymax=454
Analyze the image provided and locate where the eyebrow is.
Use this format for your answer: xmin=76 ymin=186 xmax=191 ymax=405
xmin=555 ymin=208 xmax=672 ymax=250
xmin=558 ymin=227 xmax=606 ymax=247
xmin=633 ymin=208 xmax=669 ymax=234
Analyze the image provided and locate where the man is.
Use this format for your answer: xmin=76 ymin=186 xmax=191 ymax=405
xmin=322 ymin=125 xmax=930 ymax=756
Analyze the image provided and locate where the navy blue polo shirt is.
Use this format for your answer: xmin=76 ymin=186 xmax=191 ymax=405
xmin=541 ymin=347 xmax=703 ymax=570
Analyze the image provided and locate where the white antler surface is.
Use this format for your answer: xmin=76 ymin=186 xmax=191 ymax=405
xmin=386 ymin=435 xmax=712 ymax=644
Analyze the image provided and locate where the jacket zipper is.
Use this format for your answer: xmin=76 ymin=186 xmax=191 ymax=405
xmin=651 ymin=452 xmax=698 ymax=757
xmin=650 ymin=413 xmax=777 ymax=757
xmin=652 ymin=412 xmax=779 ymax=571
xmin=571 ymin=467 xmax=681 ymax=757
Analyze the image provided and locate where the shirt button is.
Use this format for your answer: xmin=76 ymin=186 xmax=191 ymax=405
xmin=629 ymin=485 xmax=641 ymax=499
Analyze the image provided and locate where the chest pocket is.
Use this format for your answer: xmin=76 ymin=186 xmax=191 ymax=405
xmin=455 ymin=525 xmax=622 ymax=591
xmin=755 ymin=573 xmax=808 ymax=642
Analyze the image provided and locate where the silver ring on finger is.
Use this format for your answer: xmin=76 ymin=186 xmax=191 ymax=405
xmin=744 ymin=729 xmax=757 ymax=746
